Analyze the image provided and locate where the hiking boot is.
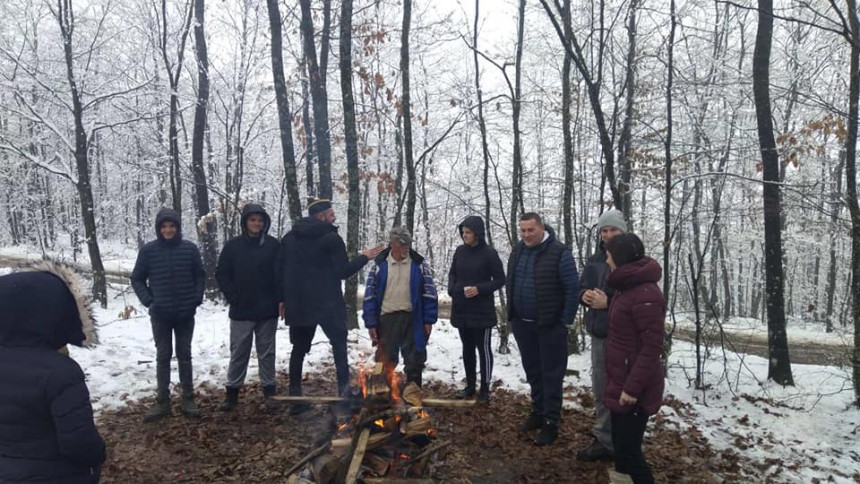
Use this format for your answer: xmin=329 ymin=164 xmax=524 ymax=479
xmin=219 ymin=387 xmax=239 ymax=412
xmin=576 ymin=439 xmax=614 ymax=461
xmin=518 ymin=413 xmax=545 ymax=432
xmin=180 ymin=393 xmax=201 ymax=418
xmin=143 ymin=396 xmax=171 ymax=423
xmin=477 ymin=386 xmax=490 ymax=404
xmin=456 ymin=385 xmax=476 ymax=399
xmin=534 ymin=419 xmax=559 ymax=446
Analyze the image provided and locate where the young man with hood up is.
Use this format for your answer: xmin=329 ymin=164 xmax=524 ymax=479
xmin=506 ymin=212 xmax=579 ymax=446
xmin=447 ymin=215 xmax=505 ymax=402
xmin=131 ymin=208 xmax=206 ymax=422
xmin=576 ymin=209 xmax=627 ymax=461
xmin=0 ymin=262 xmax=105 ymax=484
xmin=216 ymin=203 xmax=280 ymax=411
xmin=278 ymin=199 xmax=382 ymax=414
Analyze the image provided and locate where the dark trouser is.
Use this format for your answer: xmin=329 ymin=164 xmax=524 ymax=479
xmin=458 ymin=327 xmax=493 ymax=390
xmin=289 ymin=320 xmax=349 ymax=395
xmin=150 ymin=315 xmax=195 ymax=397
xmin=512 ymin=319 xmax=568 ymax=421
xmin=591 ymin=336 xmax=613 ymax=450
xmin=226 ymin=318 xmax=277 ymax=389
xmin=611 ymin=410 xmax=654 ymax=484
xmin=378 ymin=311 xmax=426 ymax=386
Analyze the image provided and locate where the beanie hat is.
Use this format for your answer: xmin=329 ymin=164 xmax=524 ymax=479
xmin=605 ymin=233 xmax=645 ymax=267
xmin=596 ymin=209 xmax=627 ymax=233
xmin=308 ymin=198 xmax=332 ymax=216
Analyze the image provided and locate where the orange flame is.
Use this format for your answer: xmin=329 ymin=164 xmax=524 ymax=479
xmin=386 ymin=364 xmax=401 ymax=402
xmin=374 ymin=419 xmax=385 ymax=428
xmin=417 ymin=410 xmax=429 ymax=419
xmin=357 ymin=363 xmax=369 ymax=398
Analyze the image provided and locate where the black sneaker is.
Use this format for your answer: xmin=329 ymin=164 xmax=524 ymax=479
xmin=518 ymin=413 xmax=545 ymax=431
xmin=534 ymin=419 xmax=558 ymax=446
xmin=576 ymin=439 xmax=614 ymax=461
xmin=477 ymin=387 xmax=490 ymax=403
xmin=456 ymin=386 xmax=476 ymax=399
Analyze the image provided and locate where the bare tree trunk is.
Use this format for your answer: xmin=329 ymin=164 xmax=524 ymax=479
xmin=753 ymin=0 xmax=793 ymax=386
xmin=191 ymin=0 xmax=218 ymax=295
xmin=301 ymin=56 xmax=316 ymax=201
xmin=340 ymin=0 xmax=361 ymax=330
xmin=616 ymin=0 xmax=638 ymax=223
xmin=393 ymin=114 xmax=404 ymax=227
xmin=843 ymin=0 xmax=860 ymax=405
xmin=299 ymin=0 xmax=333 ymax=199
xmin=510 ymin=0 xmax=526 ymax=235
xmin=662 ymin=0 xmax=676 ymax=364
xmin=266 ymin=0 xmax=302 ymax=222
xmin=473 ymin=0 xmax=494 ymax=248
xmin=825 ymin=154 xmax=844 ymax=332
xmin=401 ymin=0 xmax=416 ymax=233
xmin=159 ymin=0 xmax=194 ymax=213
xmin=55 ymin=0 xmax=107 ymax=307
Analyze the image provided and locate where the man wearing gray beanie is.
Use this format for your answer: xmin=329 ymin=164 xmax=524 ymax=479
xmin=576 ymin=209 xmax=627 ymax=461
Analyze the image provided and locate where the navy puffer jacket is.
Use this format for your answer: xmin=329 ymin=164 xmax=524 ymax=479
xmin=131 ymin=208 xmax=206 ymax=320
xmin=0 ymin=262 xmax=105 ymax=483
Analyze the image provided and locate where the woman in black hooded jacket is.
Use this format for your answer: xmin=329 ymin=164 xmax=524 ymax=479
xmin=447 ymin=215 xmax=505 ymax=402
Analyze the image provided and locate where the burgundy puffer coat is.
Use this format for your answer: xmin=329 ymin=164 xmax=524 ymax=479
xmin=603 ymin=257 xmax=666 ymax=415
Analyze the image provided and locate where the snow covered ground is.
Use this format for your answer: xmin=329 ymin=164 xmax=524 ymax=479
xmin=2 ymin=249 xmax=859 ymax=482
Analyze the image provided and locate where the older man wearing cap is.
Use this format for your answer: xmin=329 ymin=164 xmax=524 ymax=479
xmin=576 ymin=209 xmax=627 ymax=461
xmin=278 ymin=199 xmax=382 ymax=413
xmin=362 ymin=227 xmax=438 ymax=388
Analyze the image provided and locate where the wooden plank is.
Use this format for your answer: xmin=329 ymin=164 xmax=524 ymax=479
xmin=270 ymin=395 xmax=476 ymax=407
xmin=345 ymin=428 xmax=371 ymax=484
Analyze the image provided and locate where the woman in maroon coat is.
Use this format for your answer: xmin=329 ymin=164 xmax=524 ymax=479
xmin=603 ymin=233 xmax=665 ymax=484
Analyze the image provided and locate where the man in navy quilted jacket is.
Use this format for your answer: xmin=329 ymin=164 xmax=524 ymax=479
xmin=131 ymin=208 xmax=206 ymax=422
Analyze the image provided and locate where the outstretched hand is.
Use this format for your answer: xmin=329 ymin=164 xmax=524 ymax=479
xmin=362 ymin=245 xmax=384 ymax=259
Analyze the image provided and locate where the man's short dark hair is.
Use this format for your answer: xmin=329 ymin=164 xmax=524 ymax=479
xmin=520 ymin=212 xmax=543 ymax=225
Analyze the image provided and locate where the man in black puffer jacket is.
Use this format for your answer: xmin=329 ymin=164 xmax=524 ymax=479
xmin=215 ymin=203 xmax=280 ymax=411
xmin=447 ymin=215 xmax=505 ymax=403
xmin=131 ymin=208 xmax=206 ymax=422
xmin=0 ymin=262 xmax=105 ymax=484
xmin=278 ymin=199 xmax=382 ymax=413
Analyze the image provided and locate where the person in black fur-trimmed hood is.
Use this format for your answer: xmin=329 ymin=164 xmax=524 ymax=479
xmin=130 ymin=207 xmax=206 ymax=422
xmin=447 ymin=215 xmax=505 ymax=403
xmin=215 ymin=203 xmax=280 ymax=412
xmin=0 ymin=261 xmax=106 ymax=484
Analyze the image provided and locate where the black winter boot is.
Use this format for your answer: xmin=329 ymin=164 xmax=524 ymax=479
xmin=262 ymin=385 xmax=279 ymax=412
xmin=477 ymin=385 xmax=490 ymax=404
xmin=534 ymin=419 xmax=559 ymax=446
xmin=219 ymin=387 xmax=239 ymax=412
xmin=518 ymin=413 xmax=545 ymax=432
xmin=143 ymin=395 xmax=171 ymax=423
xmin=180 ymin=393 xmax=201 ymax=418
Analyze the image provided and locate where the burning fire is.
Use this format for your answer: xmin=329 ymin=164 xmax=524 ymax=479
xmin=374 ymin=419 xmax=385 ymax=428
xmin=386 ymin=364 xmax=402 ymax=402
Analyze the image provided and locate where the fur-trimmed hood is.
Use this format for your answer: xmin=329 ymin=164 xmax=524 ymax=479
xmin=0 ymin=260 xmax=98 ymax=350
